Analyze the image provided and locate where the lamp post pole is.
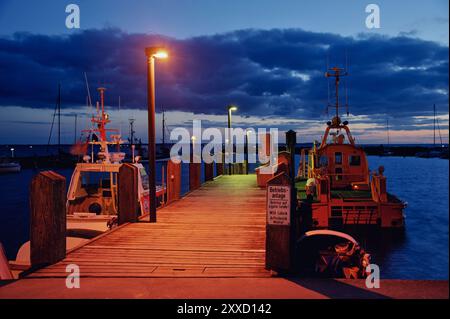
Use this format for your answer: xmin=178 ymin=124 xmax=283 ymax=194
xmin=226 ymin=105 xmax=237 ymax=175
xmin=227 ymin=108 xmax=232 ymax=175
xmin=145 ymin=48 xmax=158 ymax=222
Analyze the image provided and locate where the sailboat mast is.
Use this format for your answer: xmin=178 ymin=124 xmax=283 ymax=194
xmin=129 ymin=118 xmax=135 ymax=146
xmin=433 ymin=104 xmax=436 ymax=146
xmin=58 ymin=83 xmax=61 ymax=152
xmin=387 ymin=118 xmax=390 ymax=146
xmin=74 ymin=114 xmax=77 ymax=144
xmin=162 ymin=108 xmax=166 ymax=147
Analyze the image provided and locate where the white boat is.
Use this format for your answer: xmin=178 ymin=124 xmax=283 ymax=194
xmin=10 ymin=87 xmax=165 ymax=277
xmin=0 ymin=162 xmax=21 ymax=173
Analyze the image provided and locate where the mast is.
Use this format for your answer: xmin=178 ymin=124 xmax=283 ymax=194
xmin=129 ymin=118 xmax=135 ymax=146
xmin=58 ymin=83 xmax=61 ymax=153
xmin=95 ymin=87 xmax=108 ymax=142
xmin=162 ymin=107 xmax=166 ymax=147
xmin=325 ymin=67 xmax=348 ymax=123
xmin=433 ymin=104 xmax=436 ymax=146
xmin=387 ymin=118 xmax=390 ymax=146
xmin=74 ymin=114 xmax=77 ymax=144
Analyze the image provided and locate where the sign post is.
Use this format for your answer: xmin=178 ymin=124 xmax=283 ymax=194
xmin=265 ymin=172 xmax=293 ymax=272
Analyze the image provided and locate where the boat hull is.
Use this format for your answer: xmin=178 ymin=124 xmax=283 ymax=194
xmin=0 ymin=164 xmax=21 ymax=173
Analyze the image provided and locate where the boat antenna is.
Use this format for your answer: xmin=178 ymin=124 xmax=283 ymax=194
xmin=46 ymin=83 xmax=59 ymax=151
xmin=325 ymin=66 xmax=348 ymax=120
xmin=326 ymin=53 xmax=330 ymax=116
xmin=57 ymin=83 xmax=61 ymax=154
xmin=84 ymin=72 xmax=93 ymax=109
xmin=345 ymin=50 xmax=349 ymax=116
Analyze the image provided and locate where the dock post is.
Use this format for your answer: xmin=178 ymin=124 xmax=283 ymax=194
xmin=167 ymin=159 xmax=181 ymax=203
xmin=118 ymin=163 xmax=139 ymax=224
xmin=265 ymin=173 xmax=293 ymax=273
xmin=286 ymin=130 xmax=297 ymax=270
xmin=205 ymin=161 xmax=214 ymax=182
xmin=190 ymin=154 xmax=201 ymax=191
xmin=216 ymin=152 xmax=224 ymax=176
xmin=30 ymin=171 xmax=66 ymax=267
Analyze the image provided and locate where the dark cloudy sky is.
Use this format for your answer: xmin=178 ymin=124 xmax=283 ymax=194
xmin=0 ymin=0 xmax=448 ymax=144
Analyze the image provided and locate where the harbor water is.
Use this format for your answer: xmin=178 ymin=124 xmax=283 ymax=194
xmin=0 ymin=155 xmax=448 ymax=280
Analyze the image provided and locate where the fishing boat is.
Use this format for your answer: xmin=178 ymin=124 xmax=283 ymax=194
xmin=296 ymin=67 xmax=406 ymax=229
xmin=10 ymin=87 xmax=166 ymax=276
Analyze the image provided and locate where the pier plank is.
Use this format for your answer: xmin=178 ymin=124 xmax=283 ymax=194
xmin=28 ymin=175 xmax=270 ymax=278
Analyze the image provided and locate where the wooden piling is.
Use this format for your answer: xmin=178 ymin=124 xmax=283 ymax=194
xmin=265 ymin=172 xmax=293 ymax=273
xmin=30 ymin=171 xmax=66 ymax=267
xmin=189 ymin=155 xmax=201 ymax=191
xmin=204 ymin=162 xmax=214 ymax=182
xmin=118 ymin=163 xmax=139 ymax=224
xmin=167 ymin=159 xmax=181 ymax=203
xmin=216 ymin=152 xmax=224 ymax=176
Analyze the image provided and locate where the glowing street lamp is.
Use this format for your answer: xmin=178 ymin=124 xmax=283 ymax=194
xmin=10 ymin=148 xmax=15 ymax=158
xmin=227 ymin=105 xmax=237 ymax=175
xmin=145 ymin=47 xmax=168 ymax=223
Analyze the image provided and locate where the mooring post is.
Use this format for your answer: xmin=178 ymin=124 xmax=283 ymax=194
xmin=167 ymin=159 xmax=181 ymax=203
xmin=205 ymin=161 xmax=214 ymax=182
xmin=190 ymin=153 xmax=201 ymax=191
xmin=30 ymin=171 xmax=66 ymax=267
xmin=286 ymin=130 xmax=297 ymax=270
xmin=216 ymin=152 xmax=224 ymax=176
xmin=265 ymin=173 xmax=292 ymax=272
xmin=118 ymin=163 xmax=140 ymax=224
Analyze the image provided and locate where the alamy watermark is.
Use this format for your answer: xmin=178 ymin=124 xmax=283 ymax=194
xmin=365 ymin=4 xmax=381 ymax=29
xmin=169 ymin=120 xmax=279 ymax=174
xmin=65 ymin=4 xmax=80 ymax=29
xmin=66 ymin=263 xmax=80 ymax=288
xmin=365 ymin=264 xmax=380 ymax=288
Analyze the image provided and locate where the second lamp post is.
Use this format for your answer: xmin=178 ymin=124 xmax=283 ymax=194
xmin=227 ymin=105 xmax=237 ymax=175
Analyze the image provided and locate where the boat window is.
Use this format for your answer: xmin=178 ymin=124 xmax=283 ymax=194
xmin=81 ymin=172 xmax=112 ymax=190
xmin=139 ymin=167 xmax=149 ymax=191
xmin=335 ymin=152 xmax=342 ymax=165
xmin=81 ymin=172 xmax=111 ymax=195
xmin=349 ymin=155 xmax=361 ymax=166
xmin=319 ymin=155 xmax=328 ymax=167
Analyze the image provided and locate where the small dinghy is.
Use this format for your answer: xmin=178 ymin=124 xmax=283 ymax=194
xmin=295 ymin=230 xmax=371 ymax=279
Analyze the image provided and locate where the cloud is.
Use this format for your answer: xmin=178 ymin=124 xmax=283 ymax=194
xmin=0 ymin=27 xmax=448 ymax=132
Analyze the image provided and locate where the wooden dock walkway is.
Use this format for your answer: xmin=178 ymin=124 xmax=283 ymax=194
xmin=27 ymin=175 xmax=270 ymax=278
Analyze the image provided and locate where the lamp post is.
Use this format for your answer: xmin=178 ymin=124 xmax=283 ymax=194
xmin=227 ymin=105 xmax=237 ymax=175
xmin=145 ymin=47 xmax=168 ymax=223
xmin=10 ymin=148 xmax=15 ymax=158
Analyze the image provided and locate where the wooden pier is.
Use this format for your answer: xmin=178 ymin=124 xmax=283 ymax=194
xmin=1 ymin=173 xmax=448 ymax=299
xmin=27 ymin=175 xmax=270 ymax=278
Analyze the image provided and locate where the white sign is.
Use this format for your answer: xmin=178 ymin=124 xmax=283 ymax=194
xmin=267 ymin=185 xmax=291 ymax=225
